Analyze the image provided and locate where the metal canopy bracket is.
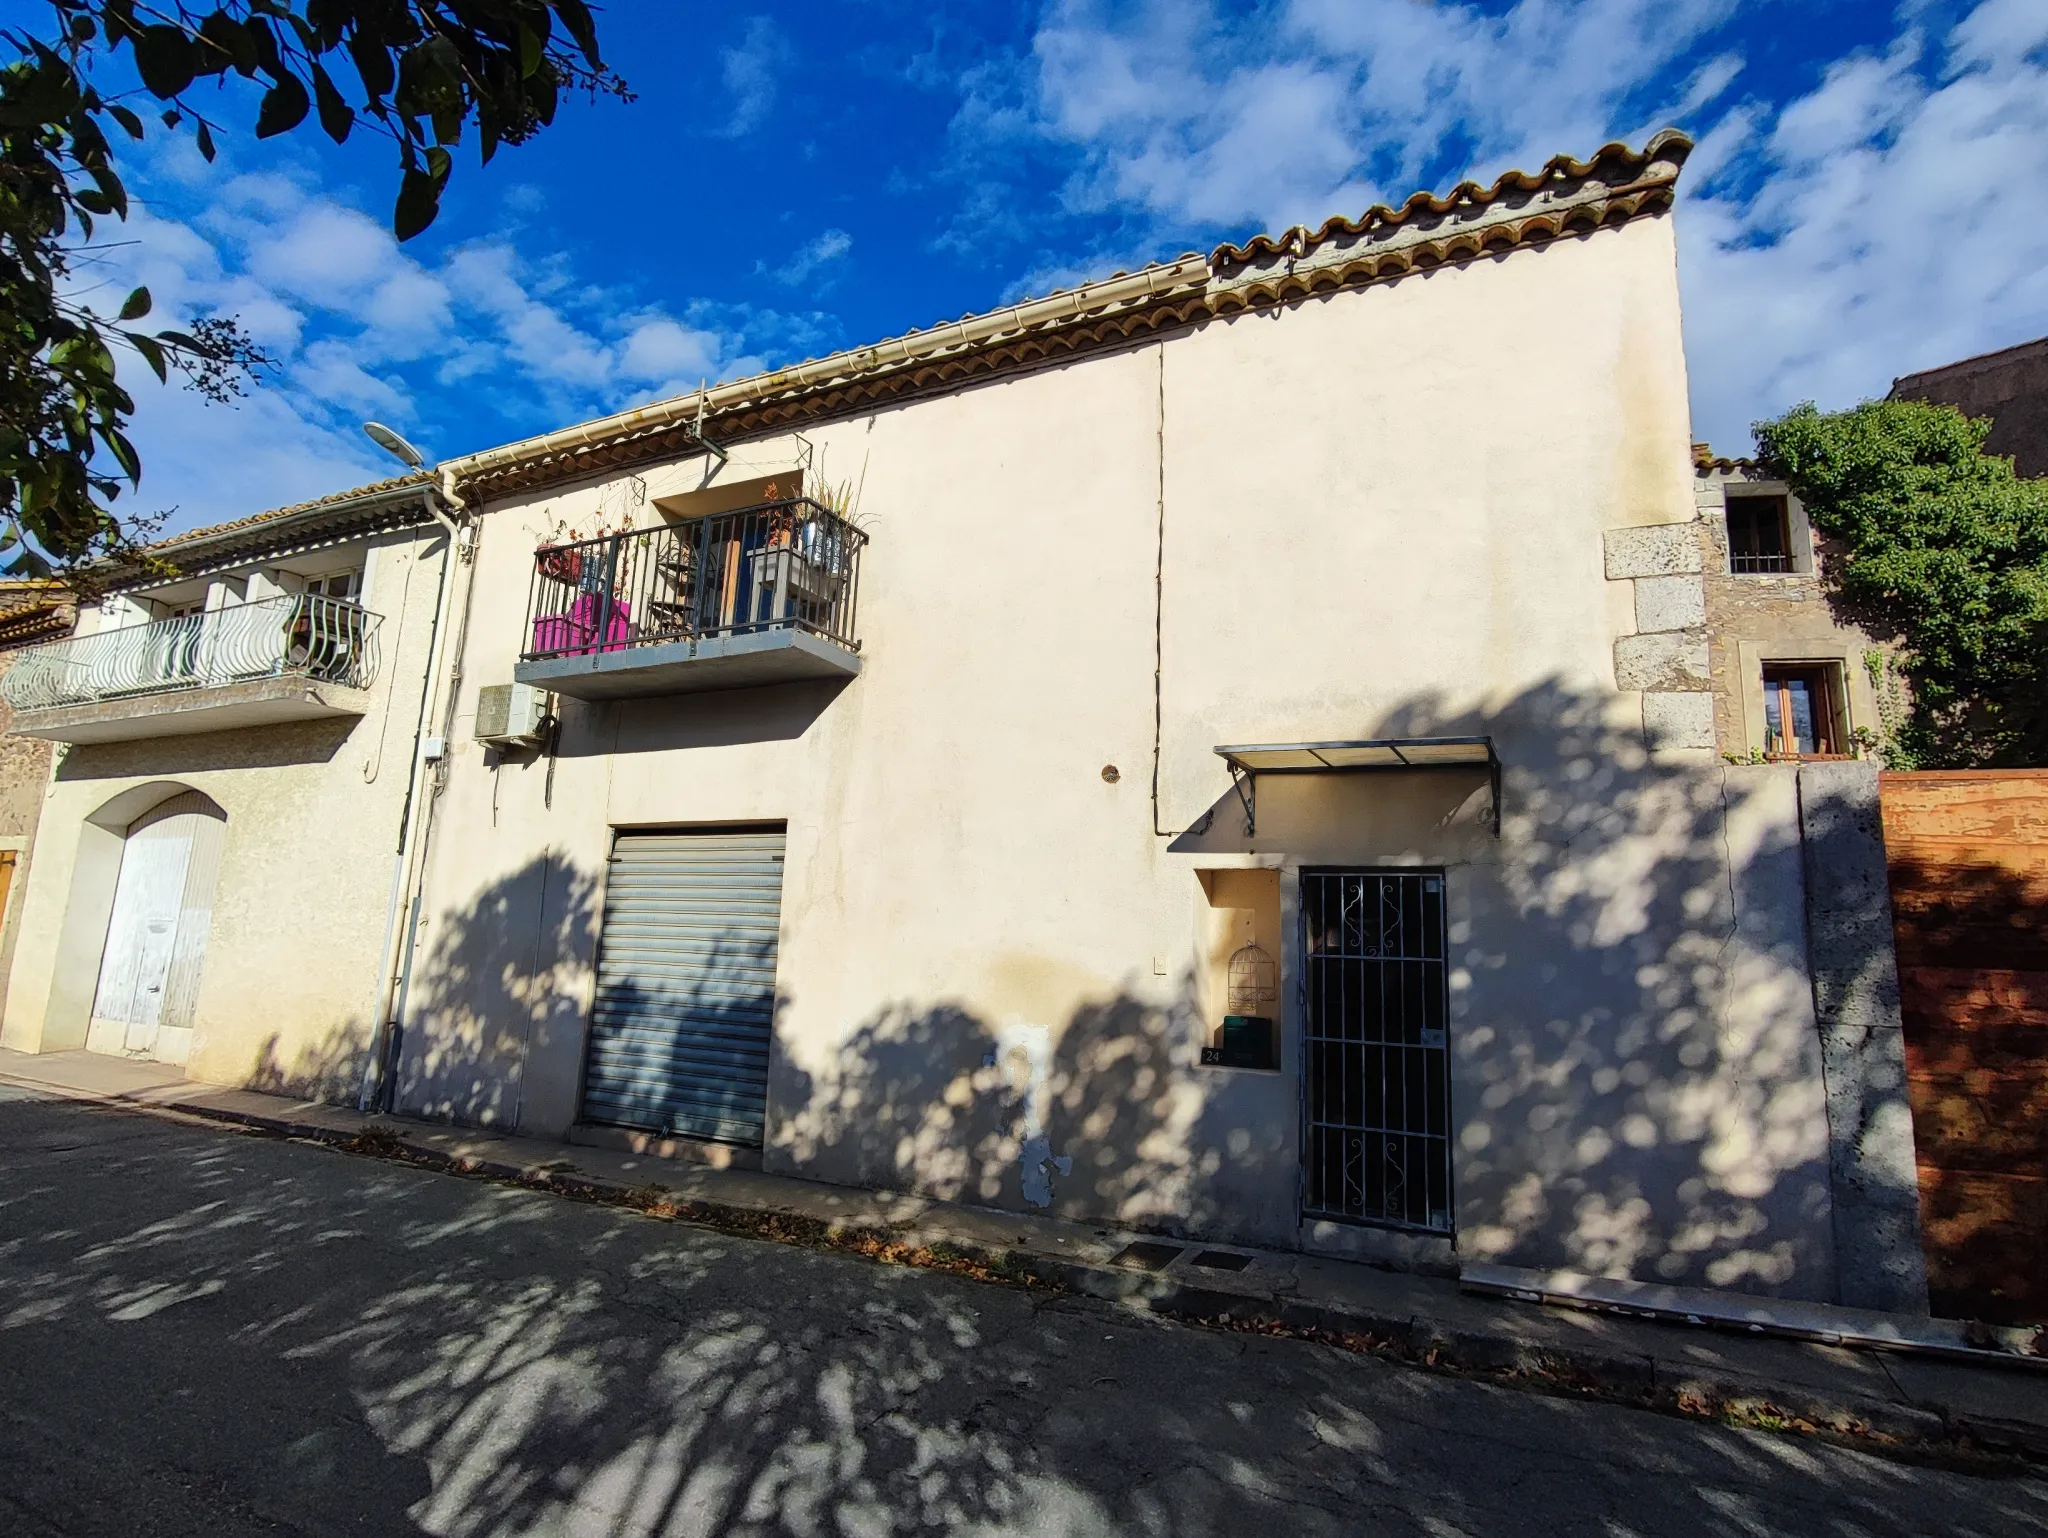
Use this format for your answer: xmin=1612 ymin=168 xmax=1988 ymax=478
xmin=1212 ymin=736 xmax=1501 ymax=838
xmin=691 ymin=381 xmax=729 ymax=472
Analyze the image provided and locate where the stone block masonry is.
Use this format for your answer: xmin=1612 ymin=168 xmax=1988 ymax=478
xmin=1604 ymin=523 xmax=1712 ymax=755
xmin=1604 ymin=522 xmax=1702 ymax=580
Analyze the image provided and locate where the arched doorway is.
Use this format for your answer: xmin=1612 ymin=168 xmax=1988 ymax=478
xmin=83 ymin=790 xmax=226 ymax=1066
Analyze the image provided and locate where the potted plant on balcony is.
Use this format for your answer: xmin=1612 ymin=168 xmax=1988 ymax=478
xmin=536 ymin=544 xmax=584 ymax=585
xmin=749 ymin=479 xmax=856 ymax=609
xmin=536 ymin=515 xmax=603 ymax=587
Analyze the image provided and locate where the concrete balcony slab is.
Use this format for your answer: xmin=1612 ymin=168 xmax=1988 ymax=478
xmin=7 ymin=674 xmax=373 ymax=743
xmin=516 ymin=626 xmax=861 ymax=701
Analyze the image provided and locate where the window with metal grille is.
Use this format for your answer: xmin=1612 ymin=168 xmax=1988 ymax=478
xmin=1300 ymin=870 xmax=1452 ymax=1233
xmin=1726 ymin=495 xmax=1792 ymax=573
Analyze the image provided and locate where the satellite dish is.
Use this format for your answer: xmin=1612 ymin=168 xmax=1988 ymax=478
xmin=363 ymin=421 xmax=428 ymax=469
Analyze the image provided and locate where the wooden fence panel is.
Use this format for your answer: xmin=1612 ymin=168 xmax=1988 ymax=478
xmin=1882 ymin=769 xmax=2048 ymax=1325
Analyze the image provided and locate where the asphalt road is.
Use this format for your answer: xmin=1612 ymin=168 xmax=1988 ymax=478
xmin=1 ymin=1086 xmax=2043 ymax=1537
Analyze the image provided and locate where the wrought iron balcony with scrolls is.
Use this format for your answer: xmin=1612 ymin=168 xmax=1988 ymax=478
xmin=2 ymin=593 xmax=382 ymax=742
xmin=516 ymin=496 xmax=868 ymax=699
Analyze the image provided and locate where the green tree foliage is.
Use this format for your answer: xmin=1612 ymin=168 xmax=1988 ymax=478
xmin=1755 ymin=399 xmax=2048 ymax=768
xmin=0 ymin=1 xmax=625 ymax=573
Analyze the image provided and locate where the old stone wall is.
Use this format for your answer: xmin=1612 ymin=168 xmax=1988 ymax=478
xmin=0 ymin=643 xmax=62 ymax=1026
xmin=1603 ymin=521 xmax=1712 ymax=751
xmin=1694 ymin=467 xmax=1890 ymax=759
xmin=1891 ymin=335 xmax=2048 ymax=479
xmin=0 ymin=651 xmax=55 ymax=839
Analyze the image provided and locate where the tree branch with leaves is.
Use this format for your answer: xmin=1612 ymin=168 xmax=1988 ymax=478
xmin=0 ymin=0 xmax=625 ymax=574
xmin=1755 ymin=398 xmax=2048 ymax=769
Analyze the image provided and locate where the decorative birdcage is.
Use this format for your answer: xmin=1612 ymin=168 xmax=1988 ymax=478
xmin=1226 ymin=943 xmax=1277 ymax=1015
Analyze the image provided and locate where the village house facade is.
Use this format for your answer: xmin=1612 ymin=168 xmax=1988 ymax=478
xmin=0 ymin=131 xmax=1933 ymax=1315
xmin=346 ymin=129 xmax=1919 ymax=1309
xmin=0 ymin=478 xmax=458 ymax=1096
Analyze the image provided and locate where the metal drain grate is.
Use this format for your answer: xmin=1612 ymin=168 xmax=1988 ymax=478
xmin=1110 ymin=1240 xmax=1186 ymax=1272
xmin=1190 ymin=1250 xmax=1252 ymax=1272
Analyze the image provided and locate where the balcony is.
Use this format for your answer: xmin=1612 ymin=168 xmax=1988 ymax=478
xmin=515 ymin=496 xmax=867 ymax=700
xmin=2 ymin=594 xmax=382 ymax=743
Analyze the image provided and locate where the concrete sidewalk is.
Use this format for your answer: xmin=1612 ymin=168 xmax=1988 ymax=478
xmin=5 ymin=1046 xmax=2046 ymax=1464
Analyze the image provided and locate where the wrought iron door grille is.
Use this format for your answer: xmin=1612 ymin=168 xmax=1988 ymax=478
xmin=1300 ymin=869 xmax=1452 ymax=1233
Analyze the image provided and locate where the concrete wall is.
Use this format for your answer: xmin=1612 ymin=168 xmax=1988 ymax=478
xmin=401 ymin=213 xmax=1848 ymax=1299
xmin=1798 ymin=761 xmax=1929 ymax=1313
xmin=0 ymin=530 xmax=449 ymax=1096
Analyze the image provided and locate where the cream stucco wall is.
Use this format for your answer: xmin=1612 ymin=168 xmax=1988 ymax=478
xmin=400 ymin=213 xmax=1840 ymax=1299
xmin=0 ymin=528 xmax=450 ymax=1097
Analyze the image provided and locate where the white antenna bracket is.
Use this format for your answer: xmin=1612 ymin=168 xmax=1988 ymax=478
xmin=692 ymin=382 xmax=729 ymax=473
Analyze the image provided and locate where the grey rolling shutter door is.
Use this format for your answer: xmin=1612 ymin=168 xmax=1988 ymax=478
xmin=581 ymin=829 xmax=785 ymax=1145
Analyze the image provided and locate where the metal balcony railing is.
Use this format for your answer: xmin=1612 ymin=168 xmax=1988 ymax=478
xmin=0 ymin=593 xmax=382 ymax=713
xmin=523 ymin=496 xmax=867 ymax=664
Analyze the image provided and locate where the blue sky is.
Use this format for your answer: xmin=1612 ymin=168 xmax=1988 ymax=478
xmin=17 ymin=0 xmax=2048 ymax=532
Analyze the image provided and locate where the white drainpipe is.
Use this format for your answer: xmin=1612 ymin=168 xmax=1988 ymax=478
xmin=359 ymin=476 xmax=478 ymax=1112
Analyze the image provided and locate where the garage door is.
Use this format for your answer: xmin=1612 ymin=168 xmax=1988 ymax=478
xmin=580 ymin=828 xmax=786 ymax=1145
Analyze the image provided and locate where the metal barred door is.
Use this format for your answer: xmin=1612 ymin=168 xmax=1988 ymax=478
xmin=1300 ymin=869 xmax=1453 ymax=1232
xmin=580 ymin=829 xmax=786 ymax=1145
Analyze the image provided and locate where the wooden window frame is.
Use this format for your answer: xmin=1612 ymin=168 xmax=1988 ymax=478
xmin=304 ymin=569 xmax=364 ymax=601
xmin=1727 ymin=494 xmax=1793 ymax=574
xmin=1761 ymin=661 xmax=1852 ymax=760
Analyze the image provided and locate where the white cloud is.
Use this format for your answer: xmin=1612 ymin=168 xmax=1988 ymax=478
xmin=77 ymin=144 xmax=766 ymax=532
xmin=721 ymin=17 xmax=792 ymax=137
xmin=767 ymin=228 xmax=854 ymax=288
xmin=965 ymin=0 xmax=2048 ymax=455
xmin=1017 ymin=0 xmax=1742 ymax=231
xmin=619 ymin=318 xmax=723 ymax=388
xmin=1681 ymin=7 xmax=2048 ymax=452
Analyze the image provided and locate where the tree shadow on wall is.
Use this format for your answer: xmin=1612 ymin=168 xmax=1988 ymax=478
xmin=768 ymin=980 xmax=1322 ymax=1248
xmin=388 ymin=849 xmax=605 ymax=1129
xmin=248 ymin=670 xmax=1866 ymax=1303
xmin=244 ymin=852 xmax=605 ymax=1127
xmin=246 ymin=848 xmax=793 ymax=1148
xmin=772 ymin=674 xmax=1849 ymax=1299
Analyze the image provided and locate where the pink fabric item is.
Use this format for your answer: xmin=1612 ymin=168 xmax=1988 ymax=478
xmin=532 ymin=592 xmax=633 ymax=656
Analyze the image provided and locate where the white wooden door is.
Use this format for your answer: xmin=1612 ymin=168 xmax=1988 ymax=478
xmin=86 ymin=792 xmax=225 ymax=1065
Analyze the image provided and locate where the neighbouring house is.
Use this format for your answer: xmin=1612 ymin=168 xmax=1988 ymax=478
xmin=342 ymin=129 xmax=1922 ymax=1311
xmin=1689 ymin=449 xmax=1898 ymax=763
xmin=0 ymin=475 xmax=459 ymax=1097
xmin=1890 ymin=334 xmax=2048 ymax=477
xmin=0 ymin=580 xmax=78 ymax=1022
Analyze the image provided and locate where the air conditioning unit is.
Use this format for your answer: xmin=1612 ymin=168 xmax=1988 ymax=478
xmin=474 ymin=682 xmax=548 ymax=747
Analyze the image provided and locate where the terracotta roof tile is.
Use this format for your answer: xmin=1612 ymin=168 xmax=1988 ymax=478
xmin=149 ymin=470 xmax=434 ymax=554
xmin=1692 ymin=442 xmax=1758 ymax=476
xmin=1209 ymin=132 xmax=1692 ymax=268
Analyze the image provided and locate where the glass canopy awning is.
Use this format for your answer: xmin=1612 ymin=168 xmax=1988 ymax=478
xmin=1212 ymin=736 xmax=1500 ymax=836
